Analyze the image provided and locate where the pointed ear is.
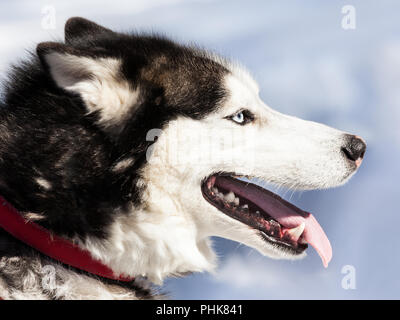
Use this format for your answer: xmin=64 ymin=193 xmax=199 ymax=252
xmin=37 ymin=42 xmax=94 ymax=88
xmin=65 ymin=17 xmax=114 ymax=44
xmin=37 ymin=42 xmax=139 ymax=128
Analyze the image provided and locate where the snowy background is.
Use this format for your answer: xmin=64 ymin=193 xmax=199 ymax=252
xmin=0 ymin=0 xmax=399 ymax=299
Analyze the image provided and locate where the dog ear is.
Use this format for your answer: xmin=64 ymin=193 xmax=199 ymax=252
xmin=37 ymin=42 xmax=139 ymax=129
xmin=65 ymin=17 xmax=114 ymax=44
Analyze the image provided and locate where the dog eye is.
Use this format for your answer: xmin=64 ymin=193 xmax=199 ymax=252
xmin=227 ymin=110 xmax=254 ymax=125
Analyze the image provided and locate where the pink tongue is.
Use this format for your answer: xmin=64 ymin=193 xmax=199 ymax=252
xmin=215 ymin=177 xmax=332 ymax=267
xmin=302 ymin=214 xmax=332 ymax=268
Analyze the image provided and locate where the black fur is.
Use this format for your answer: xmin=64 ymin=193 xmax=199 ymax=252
xmin=0 ymin=17 xmax=229 ymax=299
xmin=0 ymin=17 xmax=228 ymax=240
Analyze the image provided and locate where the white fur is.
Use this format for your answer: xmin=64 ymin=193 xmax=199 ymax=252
xmin=78 ymin=66 xmax=358 ymax=283
xmin=23 ymin=212 xmax=46 ymax=222
xmin=45 ymin=53 xmax=139 ymax=128
xmin=77 ymin=204 xmax=217 ymax=284
xmin=35 ymin=177 xmax=51 ymax=190
xmin=112 ymin=157 xmax=135 ymax=172
xmin=0 ymin=255 xmax=146 ymax=299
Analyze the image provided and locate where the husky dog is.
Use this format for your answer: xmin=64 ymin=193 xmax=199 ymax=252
xmin=0 ymin=18 xmax=366 ymax=299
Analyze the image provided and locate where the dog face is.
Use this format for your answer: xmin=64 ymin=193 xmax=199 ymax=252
xmin=1 ymin=18 xmax=366 ymax=282
xmin=144 ymin=67 xmax=366 ymax=266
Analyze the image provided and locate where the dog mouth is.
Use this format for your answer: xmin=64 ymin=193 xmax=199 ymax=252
xmin=201 ymin=174 xmax=332 ymax=267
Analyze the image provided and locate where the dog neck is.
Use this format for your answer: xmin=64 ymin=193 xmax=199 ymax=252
xmin=0 ymin=183 xmax=216 ymax=286
xmin=75 ymin=184 xmax=217 ymax=284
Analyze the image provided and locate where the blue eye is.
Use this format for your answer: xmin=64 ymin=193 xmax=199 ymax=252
xmin=228 ymin=110 xmax=254 ymax=125
xmin=232 ymin=112 xmax=244 ymax=124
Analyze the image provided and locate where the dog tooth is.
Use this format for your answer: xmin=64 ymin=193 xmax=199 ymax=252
xmin=225 ymin=191 xmax=235 ymax=203
xmin=242 ymin=204 xmax=249 ymax=209
xmin=233 ymin=197 xmax=240 ymax=206
xmin=285 ymin=222 xmax=305 ymax=242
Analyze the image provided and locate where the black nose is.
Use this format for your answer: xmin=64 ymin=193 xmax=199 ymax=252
xmin=342 ymin=135 xmax=367 ymax=162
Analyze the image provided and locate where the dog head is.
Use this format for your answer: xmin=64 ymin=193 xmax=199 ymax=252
xmin=33 ymin=18 xmax=366 ymax=282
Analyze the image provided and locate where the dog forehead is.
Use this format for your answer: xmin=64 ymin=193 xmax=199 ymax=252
xmin=222 ymin=71 xmax=260 ymax=110
xmin=229 ymin=63 xmax=259 ymax=94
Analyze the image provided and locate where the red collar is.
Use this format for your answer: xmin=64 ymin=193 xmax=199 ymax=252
xmin=0 ymin=196 xmax=134 ymax=282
